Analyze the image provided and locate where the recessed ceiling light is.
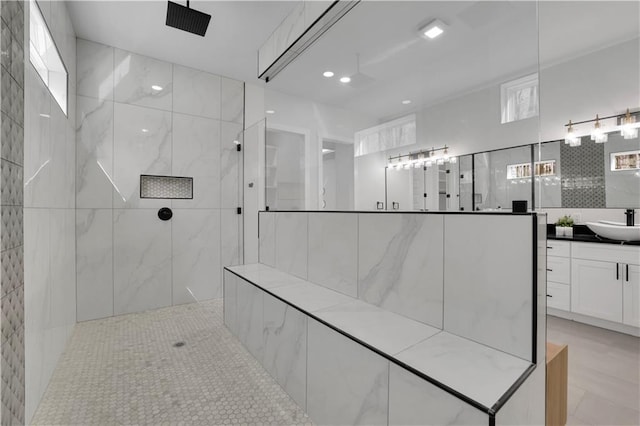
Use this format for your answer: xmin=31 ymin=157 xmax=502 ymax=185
xmin=151 ymin=85 xmax=163 ymax=91
xmin=420 ymin=19 xmax=447 ymax=40
xmin=265 ymin=110 xmax=275 ymax=114
xmin=340 ymin=76 xmax=351 ymax=83
xmin=141 ymin=128 xmax=149 ymax=133
xmin=402 ymin=100 xmax=412 ymax=105
xmin=323 ymin=71 xmax=334 ymax=78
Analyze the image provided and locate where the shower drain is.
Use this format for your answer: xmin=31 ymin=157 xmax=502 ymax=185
xmin=173 ymin=341 xmax=186 ymax=348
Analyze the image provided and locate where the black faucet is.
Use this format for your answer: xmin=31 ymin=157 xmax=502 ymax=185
xmin=625 ymin=209 xmax=636 ymax=226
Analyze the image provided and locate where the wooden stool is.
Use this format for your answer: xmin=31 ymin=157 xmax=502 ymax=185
xmin=546 ymin=342 xmax=568 ymax=426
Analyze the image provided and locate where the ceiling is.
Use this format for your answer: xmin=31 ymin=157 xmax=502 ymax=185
xmin=66 ymin=0 xmax=297 ymax=84
xmin=266 ymin=1 xmax=639 ymax=121
xmin=67 ymin=1 xmax=639 ymax=121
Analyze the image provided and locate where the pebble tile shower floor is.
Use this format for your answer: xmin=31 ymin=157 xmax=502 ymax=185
xmin=31 ymin=299 xmax=312 ymax=425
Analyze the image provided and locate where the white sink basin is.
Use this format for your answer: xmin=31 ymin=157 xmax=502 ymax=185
xmin=586 ymin=222 xmax=640 ymax=242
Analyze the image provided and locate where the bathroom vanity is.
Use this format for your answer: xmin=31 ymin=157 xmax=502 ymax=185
xmin=547 ymin=229 xmax=640 ymax=336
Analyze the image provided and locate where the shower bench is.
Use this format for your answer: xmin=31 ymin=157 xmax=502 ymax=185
xmin=223 ymin=210 xmax=546 ymax=425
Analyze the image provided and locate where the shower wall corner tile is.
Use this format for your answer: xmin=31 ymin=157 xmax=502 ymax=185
xmin=358 ymin=213 xmax=444 ymax=327
xmin=113 ymin=49 xmax=173 ymax=111
xmin=307 ymin=212 xmax=357 ymax=297
xmin=220 ymin=77 xmax=244 ymax=124
xmin=76 ymin=208 xmax=113 ymax=322
xmin=172 ymin=209 xmax=221 ymax=305
xmin=76 ymin=39 xmax=114 ymax=101
xmin=76 ymin=95 xmax=114 ymax=209
xmin=275 ymin=212 xmax=307 ymax=280
xmin=258 ymin=212 xmax=275 ymax=267
xmin=173 ymin=65 xmax=221 ymax=119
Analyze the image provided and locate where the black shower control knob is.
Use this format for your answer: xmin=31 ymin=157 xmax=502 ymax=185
xmin=158 ymin=207 xmax=173 ymax=221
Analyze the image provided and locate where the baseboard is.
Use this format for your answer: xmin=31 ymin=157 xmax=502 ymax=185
xmin=547 ymin=308 xmax=640 ymax=337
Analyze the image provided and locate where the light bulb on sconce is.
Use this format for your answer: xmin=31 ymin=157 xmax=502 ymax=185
xmin=590 ymin=114 xmax=608 ymax=143
xmin=621 ymin=109 xmax=639 ymax=140
xmin=564 ymin=120 xmax=581 ymax=147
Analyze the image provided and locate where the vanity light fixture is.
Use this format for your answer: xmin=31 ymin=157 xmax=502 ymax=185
xmin=420 ymin=19 xmax=447 ymax=40
xmin=387 ymin=145 xmax=452 ymax=169
xmin=339 ymin=76 xmax=351 ymax=83
xmin=323 ymin=71 xmax=334 ymax=78
xmin=590 ymin=114 xmax=608 ymax=143
xmin=621 ymin=108 xmax=639 ymax=140
xmin=564 ymin=108 xmax=639 ymax=146
xmin=151 ymin=85 xmax=163 ymax=91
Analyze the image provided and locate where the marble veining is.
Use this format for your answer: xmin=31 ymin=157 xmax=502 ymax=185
xmin=75 ymin=96 xmax=114 ymax=209
xmin=220 ymin=77 xmax=244 ymax=124
xmin=173 ymin=64 xmax=220 ymax=119
xmin=76 ymin=39 xmax=114 ymax=101
xmin=388 ymin=363 xmax=488 ymax=425
xmin=75 ymin=208 xmax=113 ymax=321
xmin=113 ymin=49 xmax=173 ymax=111
xmin=358 ymin=213 xmax=444 ymax=327
xmin=171 ymin=113 xmax=220 ymax=209
xmin=314 ymin=299 xmax=441 ymax=356
xmin=395 ymin=331 xmax=531 ymax=408
xmin=306 ymin=318 xmax=389 ymax=425
xmin=172 ymin=209 xmax=221 ymax=304
xmin=443 ymin=215 xmax=533 ymax=361
xmin=228 ymin=264 xmax=307 ymax=289
xmin=275 ymin=212 xmax=308 ymax=279
xmin=113 ymin=209 xmax=172 ymax=315
xmin=308 ymin=213 xmax=357 ymax=297
xmin=262 ymin=293 xmax=307 ymax=410
xmin=236 ymin=278 xmax=264 ymax=361
xmin=112 ymin=103 xmax=172 ymax=208
xmin=258 ymin=213 xmax=276 ymax=267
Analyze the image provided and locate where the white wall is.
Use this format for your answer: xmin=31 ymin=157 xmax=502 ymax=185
xmin=265 ymin=88 xmax=377 ymax=209
xmin=75 ymin=39 xmax=244 ymax=321
xmin=24 ymin=0 xmax=77 ymax=421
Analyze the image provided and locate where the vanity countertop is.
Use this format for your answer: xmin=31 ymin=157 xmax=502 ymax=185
xmin=547 ymin=224 xmax=640 ymax=246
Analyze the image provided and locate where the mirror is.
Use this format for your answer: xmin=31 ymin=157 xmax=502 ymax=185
xmin=262 ymin=1 xmax=638 ymax=211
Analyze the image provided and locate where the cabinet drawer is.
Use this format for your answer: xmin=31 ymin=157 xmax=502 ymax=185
xmin=547 ymin=240 xmax=571 ymax=258
xmin=572 ymin=242 xmax=640 ymax=264
xmin=547 ymin=256 xmax=571 ymax=284
xmin=547 ymin=282 xmax=570 ymax=311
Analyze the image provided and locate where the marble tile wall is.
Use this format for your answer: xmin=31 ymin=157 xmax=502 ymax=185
xmin=20 ymin=0 xmax=77 ymax=422
xmin=258 ymin=211 xmax=537 ymax=362
xmin=75 ymin=39 xmax=245 ymax=321
xmin=1 ymin=1 xmax=25 ymax=424
xmin=443 ymin=214 xmax=534 ymax=362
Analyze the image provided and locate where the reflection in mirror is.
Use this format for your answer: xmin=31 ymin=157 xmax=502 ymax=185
xmin=264 ymin=1 xmax=540 ymax=211
xmin=265 ymin=128 xmax=306 ymax=210
xmin=537 ymin=131 xmax=640 ymax=209
xmin=322 ymin=140 xmax=354 ymax=210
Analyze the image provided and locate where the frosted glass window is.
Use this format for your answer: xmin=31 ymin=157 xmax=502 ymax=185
xmin=500 ymin=73 xmax=538 ymax=124
xmin=29 ymin=0 xmax=68 ymax=114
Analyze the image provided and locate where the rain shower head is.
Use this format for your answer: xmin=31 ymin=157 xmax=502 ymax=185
xmin=166 ymin=1 xmax=211 ymax=37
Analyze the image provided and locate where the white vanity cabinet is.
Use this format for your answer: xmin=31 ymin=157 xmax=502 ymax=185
xmin=570 ymin=242 xmax=640 ymax=327
xmin=546 ymin=240 xmax=571 ymax=311
xmin=623 ymin=264 xmax=640 ymax=327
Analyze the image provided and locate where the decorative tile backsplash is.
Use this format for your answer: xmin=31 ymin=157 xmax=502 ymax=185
xmin=560 ymin=139 xmax=606 ymax=208
xmin=140 ymin=175 xmax=193 ymax=199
